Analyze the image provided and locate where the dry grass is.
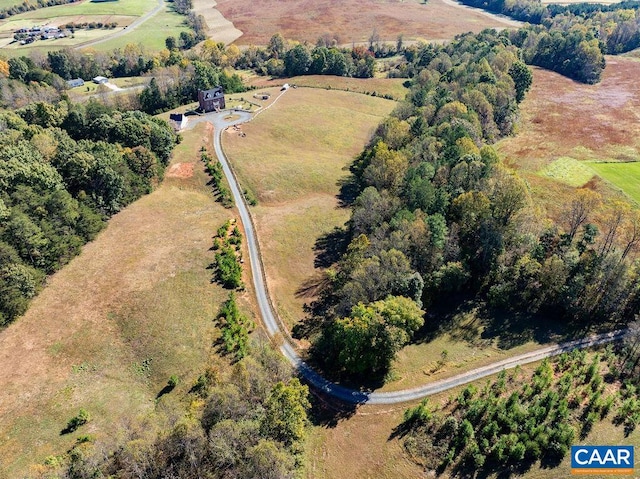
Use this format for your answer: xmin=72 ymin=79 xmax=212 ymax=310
xmin=247 ymin=75 xmax=410 ymax=101
xmin=223 ymin=87 xmax=396 ymax=330
xmin=215 ymin=0 xmax=520 ymax=45
xmin=0 ymin=123 xmax=249 ymax=477
xmin=498 ymin=57 xmax=640 ymax=221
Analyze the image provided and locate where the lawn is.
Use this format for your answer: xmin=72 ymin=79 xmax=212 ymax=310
xmin=589 ymin=161 xmax=640 ymax=204
xmin=0 ymin=123 xmax=250 ymax=477
xmin=247 ymin=75 xmax=410 ymax=101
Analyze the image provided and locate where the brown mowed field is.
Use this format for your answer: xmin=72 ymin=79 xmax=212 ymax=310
xmin=0 ymin=123 xmax=249 ymax=477
xmin=498 ymin=56 xmax=640 ymax=218
xmin=215 ymin=0 xmax=520 ymax=45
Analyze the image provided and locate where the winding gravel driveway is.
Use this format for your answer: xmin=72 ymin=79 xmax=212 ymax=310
xmin=204 ymin=103 xmax=627 ymax=405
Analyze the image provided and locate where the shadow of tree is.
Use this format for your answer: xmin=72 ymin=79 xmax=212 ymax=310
xmin=336 ymin=174 xmax=361 ymax=208
xmin=313 ymin=227 xmax=350 ymax=269
xmin=307 ymin=388 xmax=359 ymax=428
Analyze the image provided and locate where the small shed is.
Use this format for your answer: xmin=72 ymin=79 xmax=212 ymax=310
xmin=198 ymin=87 xmax=225 ymax=113
xmin=67 ymin=78 xmax=85 ymax=88
xmin=92 ymin=76 xmax=108 ymax=84
xmin=169 ymin=113 xmax=188 ymax=131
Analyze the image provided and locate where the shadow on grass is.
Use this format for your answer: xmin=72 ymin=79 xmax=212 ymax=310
xmin=336 ymin=174 xmax=360 ymax=208
xmin=307 ymin=388 xmax=359 ymax=428
xmin=313 ymin=227 xmax=350 ymax=269
xmin=156 ymin=383 xmax=176 ymax=400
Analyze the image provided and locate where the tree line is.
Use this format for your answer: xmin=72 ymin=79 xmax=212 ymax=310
xmin=0 ymin=100 xmax=176 ymax=325
xmin=458 ymin=0 xmax=640 ymax=82
xmin=304 ymin=30 xmax=638 ymax=381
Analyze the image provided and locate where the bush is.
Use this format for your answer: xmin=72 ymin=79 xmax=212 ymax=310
xmin=63 ymin=408 xmax=90 ymax=434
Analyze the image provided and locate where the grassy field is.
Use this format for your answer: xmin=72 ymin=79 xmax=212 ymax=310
xmin=0 ymin=123 xmax=251 ymax=477
xmin=498 ymin=57 xmax=640 ymax=221
xmin=13 ymin=0 xmax=157 ymax=19
xmin=589 ymin=161 xmax=640 ymax=204
xmin=0 ymin=0 xmax=27 ymax=9
xmin=0 ymin=0 xmax=186 ymax=53
xmin=88 ymin=5 xmax=189 ymax=51
xmin=223 ymin=87 xmax=396 ymax=331
xmin=247 ymin=75 xmax=410 ymax=101
xmin=215 ymin=0 xmax=520 ymax=45
xmin=538 ymin=156 xmax=595 ymax=187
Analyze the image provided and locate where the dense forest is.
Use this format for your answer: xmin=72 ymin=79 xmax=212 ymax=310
xmin=303 ymin=30 xmax=639 ymax=381
xmin=0 ymin=101 xmax=176 ymax=325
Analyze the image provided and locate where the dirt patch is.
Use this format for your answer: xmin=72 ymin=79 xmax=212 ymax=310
xmin=166 ymin=162 xmax=194 ymax=178
xmin=215 ymin=0 xmax=520 ymax=45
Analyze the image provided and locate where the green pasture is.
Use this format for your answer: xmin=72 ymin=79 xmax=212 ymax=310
xmin=538 ymin=156 xmax=595 ymax=187
xmin=589 ymin=161 xmax=640 ymax=204
xmin=11 ymin=0 xmax=156 ymax=19
xmin=88 ymin=6 xmax=189 ymax=51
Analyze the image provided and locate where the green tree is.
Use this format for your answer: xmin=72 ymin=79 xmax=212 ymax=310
xmin=284 ymin=44 xmax=312 ymax=76
xmin=261 ymin=378 xmax=310 ymax=448
xmin=508 ymin=60 xmax=532 ymax=103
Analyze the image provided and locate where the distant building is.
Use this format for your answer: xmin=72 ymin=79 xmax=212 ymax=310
xmin=198 ymin=87 xmax=225 ymax=112
xmin=93 ymin=76 xmax=108 ymax=84
xmin=67 ymin=78 xmax=85 ymax=88
xmin=169 ymin=113 xmax=188 ymax=131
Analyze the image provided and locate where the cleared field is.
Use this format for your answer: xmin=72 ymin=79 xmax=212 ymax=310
xmin=0 ymin=0 xmax=27 ymax=9
xmin=247 ymin=75 xmax=410 ymax=101
xmin=11 ymin=0 xmax=157 ymax=18
xmin=498 ymin=57 xmax=640 ymax=219
xmin=87 ymin=5 xmax=189 ymax=51
xmin=538 ymin=156 xmax=595 ymax=187
xmin=589 ymin=161 xmax=640 ymax=204
xmin=192 ymin=0 xmax=241 ymax=44
xmin=215 ymin=0 xmax=521 ymax=45
xmin=223 ymin=87 xmax=395 ymax=330
xmin=0 ymin=123 xmax=248 ymax=477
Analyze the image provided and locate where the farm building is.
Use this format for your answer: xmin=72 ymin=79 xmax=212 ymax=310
xmin=67 ymin=78 xmax=85 ymax=88
xmin=198 ymin=87 xmax=225 ymax=112
xmin=93 ymin=76 xmax=109 ymax=84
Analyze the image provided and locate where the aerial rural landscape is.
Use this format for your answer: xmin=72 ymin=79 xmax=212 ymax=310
xmin=0 ymin=0 xmax=639 ymax=477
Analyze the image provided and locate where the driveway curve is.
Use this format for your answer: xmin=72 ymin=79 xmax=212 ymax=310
xmin=204 ymin=106 xmax=627 ymax=405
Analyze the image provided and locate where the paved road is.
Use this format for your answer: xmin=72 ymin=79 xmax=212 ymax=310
xmin=74 ymin=0 xmax=165 ymax=50
xmin=207 ymin=107 xmax=627 ymax=405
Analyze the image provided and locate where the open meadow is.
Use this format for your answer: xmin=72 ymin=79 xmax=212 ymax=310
xmin=498 ymin=57 xmax=640 ymax=219
xmin=215 ymin=0 xmax=521 ymax=45
xmin=223 ymin=86 xmax=396 ymax=330
xmin=0 ymin=123 xmax=252 ymax=477
xmin=0 ymin=0 xmax=187 ymax=54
